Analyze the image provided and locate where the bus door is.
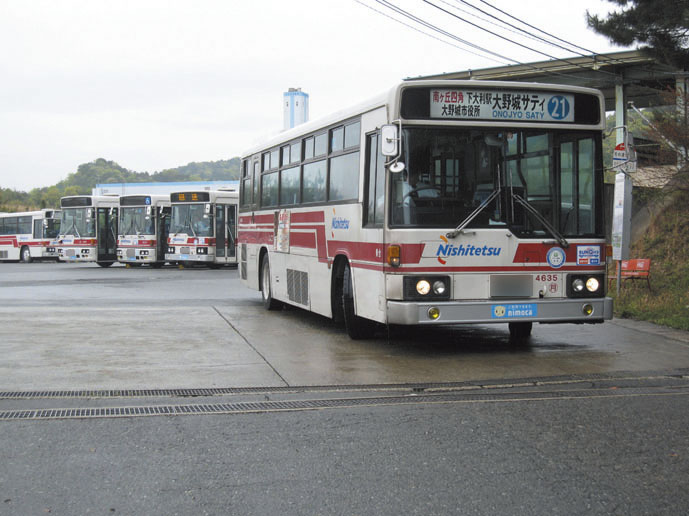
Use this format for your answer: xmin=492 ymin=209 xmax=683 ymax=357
xmin=227 ymin=204 xmax=236 ymax=259
xmin=215 ymin=204 xmax=237 ymax=261
xmin=97 ymin=207 xmax=118 ymax=261
xmin=157 ymin=207 xmax=170 ymax=262
xmin=215 ymin=205 xmax=226 ymax=261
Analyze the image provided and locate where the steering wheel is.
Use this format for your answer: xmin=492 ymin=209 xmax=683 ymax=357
xmin=402 ymin=184 xmax=441 ymax=200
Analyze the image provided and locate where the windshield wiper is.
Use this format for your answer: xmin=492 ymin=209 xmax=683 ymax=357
xmin=446 ymin=189 xmax=501 ymax=239
xmin=64 ymin=220 xmax=80 ymax=238
xmin=511 ymin=193 xmax=569 ymax=248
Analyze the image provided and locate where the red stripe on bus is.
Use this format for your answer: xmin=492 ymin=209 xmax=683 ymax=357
xmin=512 ymin=243 xmax=603 ymax=264
xmin=291 ymin=211 xmax=325 ymax=223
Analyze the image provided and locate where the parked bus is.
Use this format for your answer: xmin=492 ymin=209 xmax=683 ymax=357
xmin=117 ymin=194 xmax=171 ymax=267
xmin=238 ymin=80 xmax=613 ymax=339
xmin=0 ymin=209 xmax=61 ymax=262
xmin=166 ymin=189 xmax=238 ymax=267
xmin=56 ymin=195 xmax=119 ymax=267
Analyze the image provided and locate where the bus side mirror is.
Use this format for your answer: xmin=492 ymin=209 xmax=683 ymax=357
xmin=381 ymin=124 xmax=406 ymax=173
xmin=381 ymin=125 xmax=399 ymax=156
xmin=205 ymin=203 xmax=211 ymax=214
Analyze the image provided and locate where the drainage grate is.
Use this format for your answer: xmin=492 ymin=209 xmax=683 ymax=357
xmin=2 ymin=370 xmax=688 ymax=400
xmin=2 ymin=388 xmax=688 ymax=421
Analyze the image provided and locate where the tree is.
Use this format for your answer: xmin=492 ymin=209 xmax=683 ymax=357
xmin=587 ymin=0 xmax=689 ymax=69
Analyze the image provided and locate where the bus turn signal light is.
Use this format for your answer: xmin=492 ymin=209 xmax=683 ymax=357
xmin=387 ymin=245 xmax=401 ymax=267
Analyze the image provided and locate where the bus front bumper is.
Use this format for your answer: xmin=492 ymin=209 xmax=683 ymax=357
xmin=386 ymin=297 xmax=613 ymax=325
xmin=166 ymin=253 xmax=214 ymax=263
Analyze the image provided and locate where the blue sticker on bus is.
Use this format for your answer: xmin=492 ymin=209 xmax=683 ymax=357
xmin=491 ymin=303 xmax=537 ymax=319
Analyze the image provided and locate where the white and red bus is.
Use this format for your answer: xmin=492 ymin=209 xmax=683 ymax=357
xmin=0 ymin=209 xmax=61 ymax=262
xmin=238 ymin=80 xmax=613 ymax=340
xmin=166 ymin=189 xmax=238 ymax=267
xmin=117 ymin=194 xmax=171 ymax=267
xmin=56 ymin=195 xmax=119 ymax=267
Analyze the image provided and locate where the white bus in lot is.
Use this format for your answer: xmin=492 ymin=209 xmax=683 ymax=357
xmin=56 ymin=195 xmax=119 ymax=267
xmin=0 ymin=209 xmax=61 ymax=262
xmin=166 ymin=189 xmax=238 ymax=267
xmin=117 ymin=194 xmax=171 ymax=267
xmin=238 ymin=80 xmax=613 ymax=339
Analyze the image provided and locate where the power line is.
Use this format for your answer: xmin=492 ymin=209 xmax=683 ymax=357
xmin=472 ymin=0 xmax=631 ymax=68
xmin=352 ymin=0 xmax=512 ymax=65
xmin=355 ymin=0 xmax=618 ymax=85
xmin=422 ymin=0 xmax=619 ymax=78
xmin=450 ymin=0 xmax=591 ymax=58
xmin=476 ymin=0 xmax=599 ymax=56
xmin=436 ymin=0 xmax=568 ymax=50
xmin=371 ymin=0 xmax=522 ymax=65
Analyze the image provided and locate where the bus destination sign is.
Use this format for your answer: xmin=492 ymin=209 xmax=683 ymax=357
xmin=430 ymin=89 xmax=575 ymax=123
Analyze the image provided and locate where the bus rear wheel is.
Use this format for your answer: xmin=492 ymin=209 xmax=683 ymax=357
xmin=97 ymin=261 xmax=114 ymax=268
xmin=261 ymin=256 xmax=283 ymax=310
xmin=342 ymin=263 xmax=376 ymax=340
xmin=20 ymin=246 xmax=32 ymax=263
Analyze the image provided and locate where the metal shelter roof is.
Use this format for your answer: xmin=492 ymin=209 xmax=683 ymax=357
xmin=408 ymin=50 xmax=686 ymax=111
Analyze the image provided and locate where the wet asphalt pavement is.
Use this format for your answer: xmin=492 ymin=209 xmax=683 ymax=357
xmin=1 ymin=262 xmax=688 ymax=515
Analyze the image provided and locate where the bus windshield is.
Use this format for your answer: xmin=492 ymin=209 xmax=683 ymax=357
xmin=169 ymin=204 xmax=212 ymax=237
xmin=119 ymin=207 xmax=155 ymax=236
xmin=59 ymin=208 xmax=96 ymax=238
xmin=390 ymin=127 xmax=601 ymax=237
xmin=44 ymin=219 xmax=60 ymax=239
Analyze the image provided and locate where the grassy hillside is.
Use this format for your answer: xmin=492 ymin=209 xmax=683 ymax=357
xmin=610 ymin=190 xmax=689 ymax=330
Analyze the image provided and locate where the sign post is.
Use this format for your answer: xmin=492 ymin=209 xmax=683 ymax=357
xmin=610 ymin=138 xmax=635 ymax=295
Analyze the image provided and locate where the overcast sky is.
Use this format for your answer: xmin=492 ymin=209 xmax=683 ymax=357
xmin=0 ymin=0 xmax=628 ymax=191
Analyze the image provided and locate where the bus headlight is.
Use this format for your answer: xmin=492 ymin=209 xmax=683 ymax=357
xmin=586 ymin=277 xmax=600 ymax=292
xmin=404 ymin=276 xmax=451 ymax=300
xmin=567 ymin=274 xmax=605 ymax=298
xmin=433 ymin=280 xmax=447 ymax=295
xmin=416 ymin=280 xmax=431 ymax=295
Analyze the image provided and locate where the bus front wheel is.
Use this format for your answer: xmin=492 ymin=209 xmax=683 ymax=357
xmin=20 ymin=246 xmax=32 ymax=263
xmin=342 ymin=263 xmax=376 ymax=340
xmin=261 ymin=256 xmax=283 ymax=311
xmin=97 ymin=261 xmax=113 ymax=268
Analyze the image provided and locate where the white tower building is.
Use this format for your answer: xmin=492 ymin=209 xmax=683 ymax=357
xmin=283 ymin=88 xmax=309 ymax=130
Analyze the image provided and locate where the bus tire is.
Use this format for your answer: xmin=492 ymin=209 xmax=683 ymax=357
xmin=342 ymin=262 xmax=376 ymax=340
xmin=509 ymin=322 xmax=532 ymax=341
xmin=261 ymin=256 xmax=283 ymax=311
xmin=20 ymin=246 xmax=32 ymax=263
xmin=97 ymin=261 xmax=114 ymax=268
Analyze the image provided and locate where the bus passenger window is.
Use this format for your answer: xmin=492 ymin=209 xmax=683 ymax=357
xmin=314 ymin=133 xmax=327 ymax=157
xmin=331 ymin=127 xmax=344 ymax=153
